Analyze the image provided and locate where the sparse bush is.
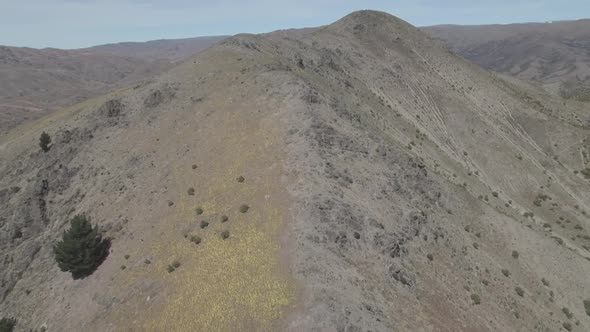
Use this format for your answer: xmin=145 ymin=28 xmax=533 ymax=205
xmin=471 ymin=293 xmax=481 ymax=305
xmin=542 ymin=278 xmax=550 ymax=286
xmin=39 ymin=131 xmax=51 ymax=152
xmin=584 ymin=299 xmax=590 ymax=316
xmin=553 ymin=236 xmax=564 ymax=245
xmin=239 ymin=204 xmax=249 ymax=213
xmin=167 ymin=260 xmax=181 ymax=273
xmin=53 ymin=214 xmax=110 ymax=279
xmin=515 ymin=286 xmax=524 ymax=297
xmin=492 ymin=191 xmax=499 ymax=198
xmin=501 ymin=269 xmax=510 ymax=277
xmin=189 ymin=235 xmax=201 ymax=244
xmin=426 ymin=253 xmax=433 ymax=261
xmin=472 ymin=242 xmax=479 ymax=249
xmin=200 ymin=220 xmax=209 ymax=229
xmin=562 ymin=307 xmax=573 ymax=319
xmin=563 ymin=322 xmax=572 ymax=331
xmin=221 ymin=230 xmax=230 ymax=240
xmin=192 ymin=164 xmax=198 ymax=169
xmin=512 ymin=250 xmax=519 ymax=259
xmin=237 ymin=176 xmax=245 ymax=183
xmin=220 ymin=215 xmax=228 ymax=223
xmin=0 ymin=317 xmax=16 ymax=332
xmin=195 ymin=207 xmax=204 ymax=215
xmin=187 ymin=187 xmax=195 ymax=195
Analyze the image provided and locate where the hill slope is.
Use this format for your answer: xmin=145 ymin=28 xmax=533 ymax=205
xmin=1 ymin=11 xmax=589 ymax=331
xmin=424 ymin=20 xmax=590 ymax=99
xmin=79 ymin=36 xmax=228 ymax=61
xmin=0 ymin=37 xmax=225 ymax=133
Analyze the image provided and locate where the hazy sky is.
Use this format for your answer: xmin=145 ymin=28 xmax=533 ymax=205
xmin=2 ymin=0 xmax=589 ymax=49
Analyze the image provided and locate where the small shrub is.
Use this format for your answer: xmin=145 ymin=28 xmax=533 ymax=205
xmin=239 ymin=204 xmax=249 ymax=213
xmin=192 ymin=164 xmax=198 ymax=169
xmin=563 ymin=322 xmax=572 ymax=332
xmin=542 ymin=278 xmax=550 ymax=286
xmin=470 ymin=293 xmax=481 ymax=305
xmin=0 ymin=318 xmax=17 ymax=332
xmin=237 ymin=176 xmax=245 ymax=183
xmin=512 ymin=250 xmax=519 ymax=259
xmin=584 ymin=299 xmax=590 ymax=316
xmin=482 ymin=279 xmax=489 ymax=286
xmin=353 ymin=232 xmax=360 ymax=239
xmin=124 ymin=254 xmax=130 ymax=260
xmin=501 ymin=269 xmax=510 ymax=277
xmin=167 ymin=260 xmax=181 ymax=273
xmin=167 ymin=200 xmax=174 ymax=207
xmin=426 ymin=253 xmax=433 ymax=261
xmin=187 ymin=187 xmax=195 ymax=196
xmin=562 ymin=307 xmax=573 ymax=319
xmin=189 ymin=235 xmax=201 ymax=244
xmin=195 ymin=207 xmax=204 ymax=215
xmin=220 ymin=215 xmax=228 ymax=223
xmin=200 ymin=220 xmax=209 ymax=229
xmin=120 ymin=265 xmax=126 ymax=270
xmin=39 ymin=131 xmax=51 ymax=152
xmin=53 ymin=214 xmax=110 ymax=279
xmin=472 ymin=242 xmax=479 ymax=249
xmin=221 ymin=230 xmax=230 ymax=240
xmin=144 ymin=259 xmax=151 ymax=265
xmin=492 ymin=191 xmax=499 ymax=198
xmin=553 ymin=236 xmax=564 ymax=245
xmin=515 ymin=286 xmax=524 ymax=297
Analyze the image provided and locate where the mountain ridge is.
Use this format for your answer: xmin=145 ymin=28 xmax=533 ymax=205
xmin=1 ymin=10 xmax=589 ymax=331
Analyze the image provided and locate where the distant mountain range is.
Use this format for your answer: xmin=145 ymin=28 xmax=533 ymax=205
xmin=0 ymin=36 xmax=227 ymax=132
xmin=423 ymin=19 xmax=590 ymax=100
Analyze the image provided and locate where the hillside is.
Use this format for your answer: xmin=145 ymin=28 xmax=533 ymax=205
xmin=0 ymin=10 xmax=589 ymax=331
xmin=79 ymin=36 xmax=228 ymax=61
xmin=424 ymin=19 xmax=590 ymax=99
xmin=0 ymin=37 xmax=225 ymax=133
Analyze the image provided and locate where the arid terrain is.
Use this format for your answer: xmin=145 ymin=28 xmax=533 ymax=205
xmin=0 ymin=36 xmax=226 ymax=132
xmin=0 ymin=10 xmax=589 ymax=331
xmin=424 ymin=19 xmax=590 ymax=100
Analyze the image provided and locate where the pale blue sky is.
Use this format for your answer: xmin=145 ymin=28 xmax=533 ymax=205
xmin=1 ymin=0 xmax=589 ymax=49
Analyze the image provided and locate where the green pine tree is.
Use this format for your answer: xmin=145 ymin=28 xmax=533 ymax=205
xmin=0 ymin=317 xmax=16 ymax=332
xmin=39 ymin=131 xmax=51 ymax=152
xmin=53 ymin=215 xmax=110 ymax=279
